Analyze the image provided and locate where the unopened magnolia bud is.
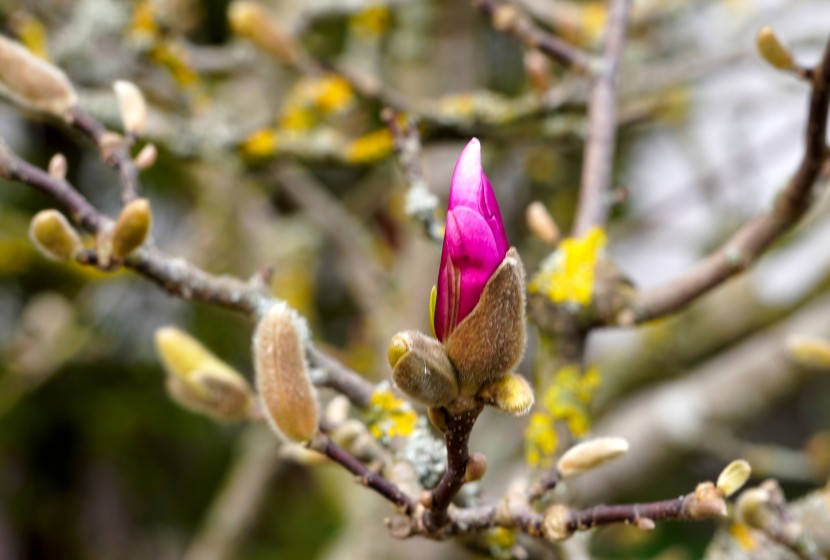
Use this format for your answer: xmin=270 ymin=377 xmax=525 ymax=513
xmin=717 ymin=459 xmax=752 ymax=498
xmin=48 ymin=153 xmax=67 ymax=180
xmin=155 ymin=327 xmax=253 ymax=421
xmin=526 ymin=201 xmax=559 ymax=245
xmin=390 ymin=330 xmax=459 ymax=407
xmin=557 ymin=437 xmax=629 ymax=478
xmin=477 ymin=373 xmax=534 ymax=416
xmin=524 ymin=50 xmax=551 ymax=95
xmin=134 ymin=143 xmax=157 ymax=170
xmin=254 ymin=303 xmax=318 ymax=443
xmin=445 ymin=247 xmax=527 ymax=395
xmin=756 ymin=26 xmax=795 ymax=72
xmin=29 ymin=209 xmax=83 ymax=261
xmin=0 ymin=34 xmax=77 ymax=118
xmin=786 ymin=335 xmax=830 ymax=371
xmin=464 ymin=452 xmax=488 ymax=482
xmin=228 ymin=1 xmax=297 ymax=63
xmin=542 ymin=504 xmax=572 ymax=541
xmin=111 ymin=198 xmax=151 ymax=260
xmin=113 ymin=80 xmax=147 ymax=135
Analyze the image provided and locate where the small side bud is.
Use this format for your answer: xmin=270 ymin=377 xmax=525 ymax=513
xmin=464 ymin=452 xmax=488 ymax=482
xmin=48 ymin=153 xmax=67 ymax=180
xmin=29 ymin=209 xmax=83 ymax=261
xmin=0 ymin=35 xmax=78 ymax=118
xmin=684 ymin=482 xmax=728 ymax=519
xmin=717 ymin=459 xmax=752 ymax=498
xmin=427 ymin=406 xmax=448 ymax=432
xmin=134 ymin=143 xmax=157 ymax=170
xmin=526 ymin=201 xmax=559 ymax=245
xmin=556 ymin=437 xmax=629 ymax=478
xmin=786 ymin=335 xmax=830 ymax=371
xmin=254 ymin=303 xmax=319 ymax=443
xmin=524 ymin=50 xmax=551 ymax=96
xmin=735 ymin=487 xmax=772 ymax=528
xmin=477 ymin=373 xmax=534 ymax=416
xmin=390 ymin=330 xmax=459 ymax=407
xmin=155 ymin=327 xmax=253 ymax=421
xmin=756 ymin=26 xmax=795 ymax=72
xmin=228 ymin=1 xmax=297 ymax=63
xmin=111 ymin=198 xmax=152 ymax=260
xmin=113 ymin=80 xmax=147 ymax=135
xmin=542 ymin=504 xmax=573 ymax=541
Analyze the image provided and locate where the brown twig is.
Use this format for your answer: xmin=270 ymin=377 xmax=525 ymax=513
xmin=622 ymin=34 xmax=830 ymax=324
xmin=307 ymin=346 xmax=374 ymax=409
xmin=473 ymin=0 xmax=594 ymax=73
xmin=572 ymin=0 xmax=632 ymax=236
xmin=69 ymin=107 xmax=142 ymax=205
xmin=310 ymin=433 xmax=416 ymax=515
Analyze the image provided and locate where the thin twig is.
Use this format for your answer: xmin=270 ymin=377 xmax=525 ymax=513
xmin=473 ymin=0 xmax=594 ymax=73
xmin=572 ymin=0 xmax=632 ymax=236
xmin=623 ymin=35 xmax=830 ymax=324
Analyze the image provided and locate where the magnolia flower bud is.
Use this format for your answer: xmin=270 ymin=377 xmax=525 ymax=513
xmin=556 ymin=437 xmax=629 ymax=478
xmin=444 ymin=247 xmax=527 ymax=394
xmin=389 ymin=330 xmax=458 ymax=407
xmin=254 ymin=303 xmax=318 ymax=443
xmin=112 ymin=198 xmax=152 ymax=260
xmin=113 ymin=80 xmax=147 ymax=135
xmin=717 ymin=459 xmax=752 ymax=498
xmin=155 ymin=326 xmax=253 ymax=421
xmin=48 ymin=153 xmax=67 ymax=180
xmin=477 ymin=373 xmax=534 ymax=416
xmin=29 ymin=209 xmax=83 ymax=261
xmin=756 ymin=26 xmax=795 ymax=72
xmin=0 ymin=34 xmax=77 ymax=118
xmin=228 ymin=1 xmax=297 ymax=63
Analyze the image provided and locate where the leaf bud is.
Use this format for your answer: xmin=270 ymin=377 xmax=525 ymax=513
xmin=542 ymin=504 xmax=573 ymax=541
xmin=155 ymin=326 xmax=253 ymax=421
xmin=0 ymin=34 xmax=78 ymax=118
xmin=389 ymin=330 xmax=459 ymax=407
xmin=29 ymin=209 xmax=83 ymax=261
xmin=48 ymin=153 xmax=67 ymax=180
xmin=756 ymin=26 xmax=795 ymax=72
xmin=525 ymin=201 xmax=559 ymax=245
xmin=556 ymin=436 xmax=629 ymax=478
xmin=717 ymin=459 xmax=752 ymax=498
xmin=786 ymin=335 xmax=830 ymax=371
xmin=113 ymin=80 xmax=147 ymax=135
xmin=134 ymin=143 xmax=157 ymax=170
xmin=477 ymin=373 xmax=534 ymax=416
xmin=464 ymin=452 xmax=488 ymax=482
xmin=254 ymin=302 xmax=319 ymax=443
xmin=111 ymin=198 xmax=152 ymax=260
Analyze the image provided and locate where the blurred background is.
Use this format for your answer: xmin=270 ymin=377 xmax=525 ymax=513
xmin=0 ymin=0 xmax=829 ymax=558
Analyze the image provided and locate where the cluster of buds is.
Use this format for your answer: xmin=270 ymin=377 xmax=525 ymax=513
xmin=388 ymin=139 xmax=532 ymax=423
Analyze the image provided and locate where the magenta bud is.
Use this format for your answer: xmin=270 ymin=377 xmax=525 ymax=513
xmin=434 ymin=138 xmax=508 ymax=342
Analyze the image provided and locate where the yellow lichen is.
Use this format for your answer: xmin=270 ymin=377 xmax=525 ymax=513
xmin=366 ymin=387 xmax=417 ymax=439
xmin=315 ymin=76 xmax=354 ymax=115
xmin=350 ymin=6 xmax=392 ymax=39
xmin=13 ymin=13 xmax=49 ymax=59
xmin=730 ymin=522 xmax=756 ymax=551
xmin=529 ymin=227 xmax=606 ymax=307
xmin=346 ymin=129 xmax=393 ymax=164
xmin=129 ymin=1 xmax=158 ymax=41
xmin=486 ymin=527 xmax=516 ymax=556
xmin=525 ymin=366 xmax=601 ymax=467
xmin=240 ymin=128 xmax=278 ymax=158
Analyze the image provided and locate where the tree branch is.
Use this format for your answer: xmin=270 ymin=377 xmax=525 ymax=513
xmin=572 ymin=0 xmax=632 ymax=236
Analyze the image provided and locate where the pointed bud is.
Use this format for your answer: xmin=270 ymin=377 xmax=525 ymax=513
xmin=155 ymin=327 xmax=253 ymax=421
xmin=29 ymin=209 xmax=83 ymax=261
xmin=228 ymin=1 xmax=297 ymax=63
xmin=113 ymin=80 xmax=147 ymax=135
xmin=464 ymin=452 xmax=488 ymax=482
xmin=524 ymin=50 xmax=551 ymax=95
xmin=48 ymin=153 xmax=67 ymax=180
xmin=756 ymin=26 xmax=795 ymax=72
xmin=556 ymin=437 xmax=629 ymax=478
xmin=389 ymin=330 xmax=459 ymax=407
xmin=717 ymin=459 xmax=752 ymax=498
xmin=111 ymin=198 xmax=151 ymax=260
xmin=445 ymin=247 xmax=527 ymax=394
xmin=0 ymin=34 xmax=77 ymax=118
xmin=786 ymin=335 xmax=830 ymax=371
xmin=254 ymin=303 xmax=319 ymax=443
xmin=477 ymin=373 xmax=534 ymax=416
xmin=525 ymin=201 xmax=559 ymax=245
xmin=134 ymin=143 xmax=157 ymax=170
